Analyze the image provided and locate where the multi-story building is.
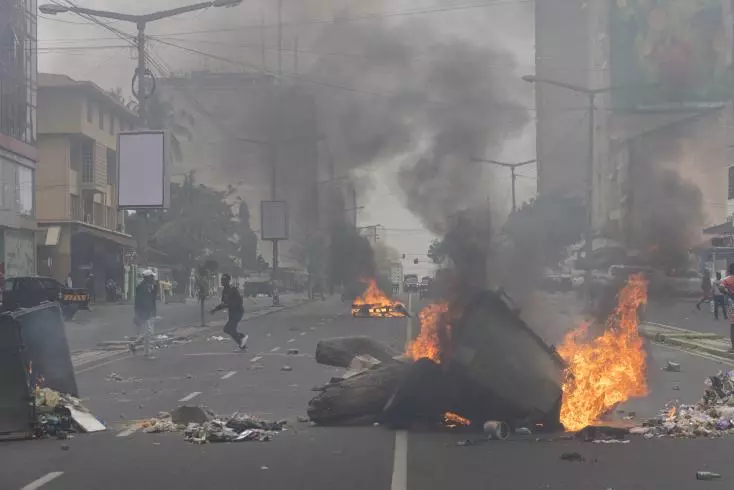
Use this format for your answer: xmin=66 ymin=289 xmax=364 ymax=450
xmin=535 ymin=0 xmax=731 ymax=250
xmin=0 ymin=0 xmax=38 ymax=277
xmin=35 ymin=73 xmax=136 ymax=297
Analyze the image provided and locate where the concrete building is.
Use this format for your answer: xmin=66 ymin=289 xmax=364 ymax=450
xmin=35 ymin=73 xmax=137 ymax=296
xmin=0 ymin=0 xmax=39 ymax=277
xmin=534 ymin=0 xmax=731 ymax=251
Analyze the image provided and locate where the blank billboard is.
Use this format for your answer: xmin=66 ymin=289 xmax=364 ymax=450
xmin=117 ymin=131 xmax=169 ymax=209
xmin=261 ymin=200 xmax=288 ymax=240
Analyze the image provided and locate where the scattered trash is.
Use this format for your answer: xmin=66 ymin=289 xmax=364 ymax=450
xmin=60 ymin=444 xmax=69 ymax=451
xmin=34 ymin=387 xmax=106 ymax=437
xmin=515 ymin=427 xmax=532 ymax=435
xmin=297 ymin=416 xmax=310 ymax=423
xmin=287 ymin=348 xmax=300 ymax=355
xmin=629 ymin=427 xmax=650 ymax=435
xmin=592 ymin=439 xmax=630 ymax=444
xmin=664 ymin=361 xmax=681 ymax=372
xmin=250 ymin=363 xmax=264 ymax=371
xmin=672 ymin=384 xmax=680 ymax=391
xmin=209 ymin=336 xmax=227 ymax=342
xmin=140 ymin=408 xmax=286 ymax=444
xmin=483 ymin=421 xmax=510 ymax=441
xmin=185 ymin=374 xmax=193 ymax=380
xmin=106 ymin=372 xmax=124 ymax=382
xmin=696 ymin=471 xmax=722 ymax=481
xmin=560 ymin=452 xmax=585 ymax=462
xmin=261 ymin=466 xmax=269 ymax=471
xmin=281 ymin=365 xmax=293 ymax=372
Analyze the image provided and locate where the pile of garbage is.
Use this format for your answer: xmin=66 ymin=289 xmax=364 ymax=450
xmin=140 ymin=406 xmax=286 ymax=444
xmin=35 ymin=387 xmax=106 ymax=437
xmin=634 ymin=370 xmax=734 ymax=439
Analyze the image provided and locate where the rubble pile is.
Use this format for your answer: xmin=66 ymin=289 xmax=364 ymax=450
xmin=34 ymin=387 xmax=106 ymax=437
xmin=634 ymin=370 xmax=734 ymax=439
xmin=140 ymin=406 xmax=286 ymax=444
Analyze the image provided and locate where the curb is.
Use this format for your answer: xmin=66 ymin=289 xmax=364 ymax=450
xmin=640 ymin=322 xmax=734 ymax=360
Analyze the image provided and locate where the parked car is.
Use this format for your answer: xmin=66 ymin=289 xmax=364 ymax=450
xmin=242 ymin=281 xmax=272 ymax=298
xmin=1 ymin=276 xmax=90 ymax=320
xmin=404 ymin=274 xmax=419 ymax=293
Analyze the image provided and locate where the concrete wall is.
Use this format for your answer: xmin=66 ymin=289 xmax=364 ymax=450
xmin=37 ymin=135 xmax=70 ymax=221
xmin=5 ymin=229 xmax=35 ymax=276
xmin=37 ymin=92 xmax=82 ymax=135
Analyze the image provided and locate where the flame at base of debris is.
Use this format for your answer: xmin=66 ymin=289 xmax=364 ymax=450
xmin=443 ymin=411 xmax=470 ymax=428
xmin=406 ymin=303 xmax=451 ymax=364
xmin=558 ymin=274 xmax=649 ymax=432
xmin=352 ymin=279 xmax=407 ymax=318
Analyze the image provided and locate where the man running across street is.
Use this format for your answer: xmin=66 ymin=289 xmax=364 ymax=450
xmin=211 ymin=273 xmax=248 ymax=350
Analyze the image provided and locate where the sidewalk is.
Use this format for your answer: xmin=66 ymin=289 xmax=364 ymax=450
xmin=640 ymin=321 xmax=734 ymax=360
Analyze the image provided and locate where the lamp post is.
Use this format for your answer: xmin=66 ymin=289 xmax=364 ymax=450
xmin=40 ymin=0 xmax=243 ymax=125
xmin=473 ymin=158 xmax=536 ymax=213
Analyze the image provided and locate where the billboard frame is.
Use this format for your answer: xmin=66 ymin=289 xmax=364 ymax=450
xmin=116 ymin=130 xmax=170 ymax=210
xmin=260 ymin=200 xmax=289 ymax=241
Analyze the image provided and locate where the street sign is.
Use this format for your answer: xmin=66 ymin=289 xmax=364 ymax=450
xmin=117 ymin=131 xmax=170 ymax=210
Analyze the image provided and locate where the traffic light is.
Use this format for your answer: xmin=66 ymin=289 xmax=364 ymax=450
xmin=413 ymin=258 xmax=419 ymax=265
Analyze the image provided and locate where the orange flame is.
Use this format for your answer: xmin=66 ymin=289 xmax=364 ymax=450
xmin=666 ymin=406 xmax=677 ymax=419
xmin=557 ymin=273 xmax=648 ymax=432
xmin=407 ymin=303 xmax=450 ymax=364
xmin=443 ymin=411 xmax=470 ymax=428
xmin=352 ymin=278 xmax=406 ymax=317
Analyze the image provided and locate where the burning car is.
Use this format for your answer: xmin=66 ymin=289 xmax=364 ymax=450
xmin=351 ymin=279 xmax=409 ymax=318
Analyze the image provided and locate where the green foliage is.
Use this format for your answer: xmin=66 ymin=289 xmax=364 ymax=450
xmin=236 ymin=201 xmax=260 ymax=271
xmin=502 ymin=193 xmax=585 ymax=267
xmin=427 ymin=238 xmax=448 ymax=265
xmin=327 ymin=222 xmax=376 ymax=288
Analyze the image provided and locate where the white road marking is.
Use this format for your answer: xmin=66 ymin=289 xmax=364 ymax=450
xmin=178 ymin=391 xmax=202 ymax=402
xmin=116 ymin=426 xmax=139 ymax=438
xmin=391 ymin=292 xmax=412 ymax=490
xmin=221 ymin=371 xmax=237 ymax=380
xmin=271 ymin=346 xmax=281 ymax=352
xmin=391 ymin=431 xmax=408 ymax=490
xmin=184 ymin=352 xmax=240 ymax=357
xmin=288 ymin=338 xmax=296 ymax=343
xmin=300 ymin=332 xmax=307 ymax=336
xmin=21 ymin=472 xmax=64 ymax=490
xmin=250 ymin=356 xmax=263 ymax=363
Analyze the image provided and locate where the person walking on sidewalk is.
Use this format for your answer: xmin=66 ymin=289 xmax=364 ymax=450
xmin=210 ymin=273 xmax=248 ymax=350
xmin=713 ymin=272 xmax=727 ymax=321
xmin=718 ymin=264 xmax=734 ymax=351
xmin=134 ymin=269 xmax=158 ymax=358
xmin=696 ymin=269 xmax=713 ymax=311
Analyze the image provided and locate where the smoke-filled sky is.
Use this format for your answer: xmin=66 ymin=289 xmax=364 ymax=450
xmin=39 ymin=0 xmax=535 ymax=276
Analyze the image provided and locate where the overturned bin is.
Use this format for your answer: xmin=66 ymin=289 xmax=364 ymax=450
xmin=0 ymin=303 xmax=78 ymax=439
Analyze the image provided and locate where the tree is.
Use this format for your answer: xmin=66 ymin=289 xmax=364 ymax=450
xmin=146 ymin=92 xmax=194 ymax=162
xmin=427 ymin=238 xmax=448 ymax=265
xmin=327 ymin=221 xmax=376 ymax=290
xmin=236 ymin=201 xmax=259 ymax=271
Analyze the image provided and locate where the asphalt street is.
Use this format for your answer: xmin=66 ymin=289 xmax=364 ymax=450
xmin=3 ymin=294 xmax=734 ymax=489
xmin=64 ymin=295 xmax=302 ymax=352
xmin=646 ymin=298 xmax=732 ymax=338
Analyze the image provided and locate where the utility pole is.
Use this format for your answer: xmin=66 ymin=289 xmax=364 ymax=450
xmin=473 ymin=158 xmax=536 ymax=213
xmin=272 ymin=0 xmax=284 ymax=305
xmin=521 ymin=74 xmax=651 ymax=304
xmin=40 ymin=0 xmax=243 ymax=126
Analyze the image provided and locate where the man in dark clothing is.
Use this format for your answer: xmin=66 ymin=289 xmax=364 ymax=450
xmin=211 ymin=273 xmax=247 ymax=350
xmin=134 ymin=269 xmax=158 ymax=357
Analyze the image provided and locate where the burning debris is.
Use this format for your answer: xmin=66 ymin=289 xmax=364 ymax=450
xmin=138 ymin=406 xmax=286 ymax=444
xmin=309 ymin=289 xmax=565 ymax=431
xmin=352 ymin=279 xmax=409 ymax=318
xmin=557 ymin=274 xmax=649 ymax=431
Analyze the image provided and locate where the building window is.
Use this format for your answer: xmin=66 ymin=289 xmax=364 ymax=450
xmin=98 ymin=106 xmax=104 ymax=130
xmin=82 ymin=140 xmax=94 ymax=183
xmin=71 ymin=194 xmax=82 ymax=220
xmin=87 ymin=101 xmax=93 ymax=123
xmin=729 ymin=166 xmax=734 ymax=200
xmin=107 ymin=149 xmax=116 ymax=185
xmin=17 ymin=165 xmax=33 ymax=216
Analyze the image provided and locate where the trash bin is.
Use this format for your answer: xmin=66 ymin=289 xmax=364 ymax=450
xmin=0 ymin=320 xmax=33 ymax=438
xmin=0 ymin=302 xmax=78 ymax=397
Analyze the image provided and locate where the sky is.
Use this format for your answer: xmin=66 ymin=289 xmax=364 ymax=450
xmin=38 ymin=0 xmax=536 ymax=278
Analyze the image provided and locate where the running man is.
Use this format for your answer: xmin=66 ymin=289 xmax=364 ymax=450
xmin=210 ymin=273 xmax=248 ymax=350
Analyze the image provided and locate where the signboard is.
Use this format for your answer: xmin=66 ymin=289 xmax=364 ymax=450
xmin=117 ymin=131 xmax=170 ymax=209
xmin=390 ymin=262 xmax=403 ymax=285
xmin=261 ymin=200 xmax=288 ymax=240
xmin=609 ymin=0 xmax=731 ymax=111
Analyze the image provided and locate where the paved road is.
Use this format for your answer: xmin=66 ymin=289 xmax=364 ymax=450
xmin=3 ymin=294 xmax=734 ymax=489
xmin=64 ymin=294 xmax=305 ymax=352
xmin=646 ymin=299 xmax=733 ymax=337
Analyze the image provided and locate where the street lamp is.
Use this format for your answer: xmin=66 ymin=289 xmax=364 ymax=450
xmin=39 ymin=1 xmax=244 ymax=124
xmin=522 ymin=74 xmax=615 ymax=304
xmin=473 ymin=158 xmax=536 ymax=213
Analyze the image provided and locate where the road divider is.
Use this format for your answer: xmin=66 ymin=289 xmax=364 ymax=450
xmin=641 ymin=322 xmax=734 ymax=360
